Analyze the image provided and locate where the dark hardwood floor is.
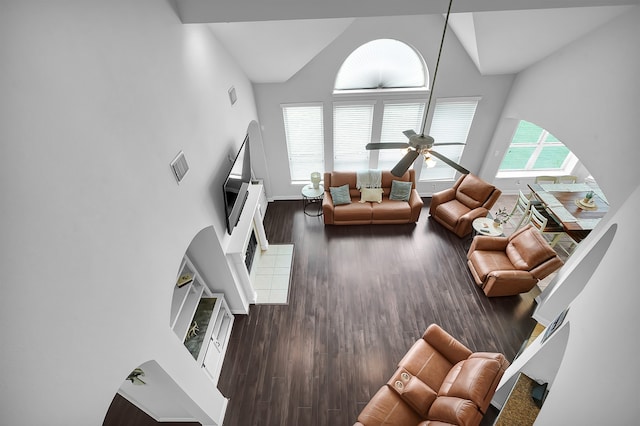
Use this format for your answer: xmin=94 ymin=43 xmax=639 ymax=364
xmin=218 ymin=198 xmax=538 ymax=426
xmin=103 ymin=393 xmax=200 ymax=426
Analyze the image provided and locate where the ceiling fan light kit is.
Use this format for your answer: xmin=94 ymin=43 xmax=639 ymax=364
xmin=366 ymin=0 xmax=469 ymax=177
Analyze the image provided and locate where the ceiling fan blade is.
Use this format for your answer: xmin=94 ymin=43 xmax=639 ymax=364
xmin=403 ymin=129 xmax=417 ymax=139
xmin=429 ymin=150 xmax=470 ymax=175
xmin=432 ymin=142 xmax=465 ymax=146
xmin=391 ymin=150 xmax=420 ymax=177
xmin=366 ymin=142 xmax=410 ymax=150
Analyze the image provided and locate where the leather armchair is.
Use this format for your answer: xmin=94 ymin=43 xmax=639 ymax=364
xmin=467 ymin=224 xmax=564 ymax=297
xmin=429 ymin=174 xmax=502 ymax=238
xmin=355 ymin=324 xmax=508 ymax=426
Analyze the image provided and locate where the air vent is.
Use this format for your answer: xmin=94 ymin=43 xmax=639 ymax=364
xmin=171 ymin=151 xmax=189 ymax=183
xmin=228 ymin=86 xmax=237 ymax=105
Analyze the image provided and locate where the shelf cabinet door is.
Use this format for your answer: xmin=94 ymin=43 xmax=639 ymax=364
xmin=202 ymin=296 xmax=234 ymax=383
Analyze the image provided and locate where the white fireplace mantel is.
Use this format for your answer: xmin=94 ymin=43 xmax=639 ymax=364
xmin=221 ymin=182 xmax=268 ymax=314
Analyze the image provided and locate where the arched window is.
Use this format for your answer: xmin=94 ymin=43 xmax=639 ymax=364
xmin=334 ymin=39 xmax=427 ymax=90
xmin=499 ymin=120 xmax=576 ymax=174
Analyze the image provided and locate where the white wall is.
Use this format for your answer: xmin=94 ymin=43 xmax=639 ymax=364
xmin=0 ymin=1 xmax=257 ymax=424
xmin=495 ymin=7 xmax=640 ymax=208
xmin=491 ymin=7 xmax=640 ymax=423
xmin=253 ymin=14 xmax=515 ymax=198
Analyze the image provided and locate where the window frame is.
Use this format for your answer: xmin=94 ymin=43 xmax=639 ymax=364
xmin=418 ymin=97 xmax=480 ymax=182
xmin=332 ymin=101 xmax=376 ymax=172
xmin=281 ymin=102 xmax=326 ymax=184
xmin=496 ymin=120 xmax=578 ymax=179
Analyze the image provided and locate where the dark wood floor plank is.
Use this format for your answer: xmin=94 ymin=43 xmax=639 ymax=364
xmin=218 ymin=197 xmax=538 ymax=426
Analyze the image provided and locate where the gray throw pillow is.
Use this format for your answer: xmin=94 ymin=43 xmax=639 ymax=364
xmin=330 ymin=184 xmax=352 ymax=205
xmin=389 ymin=180 xmax=412 ymax=201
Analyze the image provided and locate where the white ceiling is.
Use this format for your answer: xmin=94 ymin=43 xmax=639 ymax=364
xmin=175 ymin=0 xmax=638 ymax=83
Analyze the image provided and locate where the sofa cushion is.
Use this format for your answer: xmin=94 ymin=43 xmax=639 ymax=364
xmin=360 ymin=187 xmax=384 ymax=203
xmin=381 ymin=170 xmax=411 ymax=188
xmin=427 ymin=396 xmax=483 ymax=426
xmin=505 ymin=228 xmax=556 ymax=270
xmin=439 ymin=358 xmax=502 ymax=409
xmin=329 ymin=184 xmax=351 ymax=206
xmin=434 ymin=199 xmax=470 ymax=227
xmin=357 ymin=385 xmax=425 ymax=426
xmin=455 ymin=174 xmax=495 ymax=209
xmin=389 ymin=180 xmax=413 ymax=201
xmin=333 ymin=201 xmax=372 ymax=222
xmin=371 ymin=199 xmax=411 ymax=220
xmin=399 ymin=339 xmax=455 ymax=392
xmin=329 ymin=171 xmax=357 ymax=188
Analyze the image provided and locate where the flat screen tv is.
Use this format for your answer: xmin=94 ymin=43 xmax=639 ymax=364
xmin=223 ymin=135 xmax=252 ymax=235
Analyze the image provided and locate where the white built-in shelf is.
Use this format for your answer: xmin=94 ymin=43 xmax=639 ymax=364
xmin=170 ymin=257 xmax=211 ymax=342
xmin=170 ymin=255 xmax=234 ymax=384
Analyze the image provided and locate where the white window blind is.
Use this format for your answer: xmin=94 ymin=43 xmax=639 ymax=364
xmin=333 ymin=104 xmax=374 ymax=171
xmin=282 ymin=104 xmax=325 ymax=182
xmin=420 ymin=99 xmax=478 ymax=181
xmin=378 ymin=102 xmax=425 ymax=171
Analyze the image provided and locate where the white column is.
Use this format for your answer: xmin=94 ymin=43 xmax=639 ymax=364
xmin=253 ymin=205 xmax=269 ymax=251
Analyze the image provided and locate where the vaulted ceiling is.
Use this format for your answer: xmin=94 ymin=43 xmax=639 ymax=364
xmin=174 ymin=0 xmax=638 ymax=83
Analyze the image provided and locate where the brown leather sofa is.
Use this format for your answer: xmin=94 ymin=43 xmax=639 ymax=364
xmin=323 ymin=170 xmax=423 ymax=225
xmin=355 ymin=324 xmax=509 ymax=426
xmin=429 ymin=174 xmax=502 ymax=238
xmin=467 ymin=224 xmax=564 ymax=297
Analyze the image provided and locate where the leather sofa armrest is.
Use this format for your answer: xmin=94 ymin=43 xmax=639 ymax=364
xmin=467 ymin=235 xmax=509 ymax=254
xmin=408 ymin=189 xmax=424 ymax=222
xmin=429 ymin=188 xmax=456 ymax=215
xmin=322 ymin=193 xmax=335 ymax=224
xmin=456 ymin=207 xmax=490 ymax=234
xmin=530 ymin=256 xmax=564 ymax=280
xmin=482 ymin=188 xmax=502 ymax=210
xmin=422 ymin=324 xmax=472 ymax=365
xmin=482 ymin=270 xmax=539 ymax=297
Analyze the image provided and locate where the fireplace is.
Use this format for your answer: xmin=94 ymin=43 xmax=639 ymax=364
xmin=244 ymin=230 xmax=258 ymax=272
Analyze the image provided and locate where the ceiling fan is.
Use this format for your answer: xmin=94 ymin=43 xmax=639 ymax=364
xmin=365 ymin=0 xmax=470 ymax=177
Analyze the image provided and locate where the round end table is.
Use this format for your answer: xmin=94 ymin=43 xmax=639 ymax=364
xmin=472 ymin=217 xmax=504 ymax=237
xmin=302 ymin=184 xmax=324 ymax=216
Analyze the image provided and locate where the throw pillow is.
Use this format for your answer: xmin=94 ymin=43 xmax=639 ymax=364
xmin=389 ymin=180 xmax=412 ymax=201
xmin=330 ymin=184 xmax=352 ymax=206
xmin=360 ymin=187 xmax=383 ymax=203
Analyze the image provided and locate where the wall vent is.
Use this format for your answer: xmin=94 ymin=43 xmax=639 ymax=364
xmin=228 ymin=86 xmax=237 ymax=105
xmin=171 ymin=151 xmax=189 ymax=183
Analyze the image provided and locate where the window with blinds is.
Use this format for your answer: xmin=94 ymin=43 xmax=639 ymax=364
xmin=420 ymin=98 xmax=478 ymax=181
xmin=333 ymin=103 xmax=374 ymax=171
xmin=378 ymin=102 xmax=426 ymax=171
xmin=282 ymin=104 xmax=325 ymax=182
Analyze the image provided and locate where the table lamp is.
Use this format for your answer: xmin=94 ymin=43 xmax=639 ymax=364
xmin=310 ymin=172 xmax=321 ymax=189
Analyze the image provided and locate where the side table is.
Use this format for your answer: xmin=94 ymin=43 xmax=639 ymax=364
xmin=472 ymin=217 xmax=504 ymax=237
xmin=302 ymin=184 xmax=324 ymax=216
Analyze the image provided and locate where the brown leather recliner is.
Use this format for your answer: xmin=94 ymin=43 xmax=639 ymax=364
xmin=429 ymin=174 xmax=502 ymax=238
xmin=355 ymin=324 xmax=509 ymax=426
xmin=467 ymin=224 xmax=564 ymax=297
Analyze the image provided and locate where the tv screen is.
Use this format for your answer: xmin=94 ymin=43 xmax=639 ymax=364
xmin=223 ymin=135 xmax=252 ymax=235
